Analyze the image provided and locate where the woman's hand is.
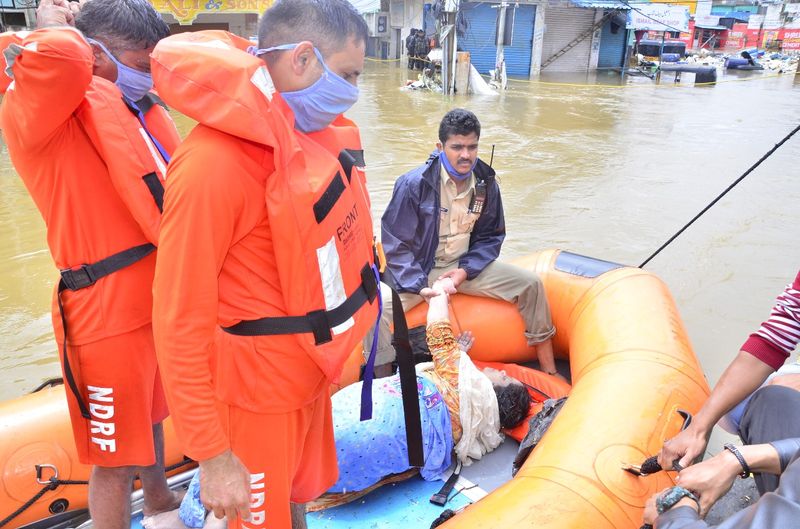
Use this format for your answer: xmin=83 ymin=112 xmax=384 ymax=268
xmin=421 ymin=277 xmax=457 ymax=302
xmin=432 ymin=277 xmax=456 ymax=295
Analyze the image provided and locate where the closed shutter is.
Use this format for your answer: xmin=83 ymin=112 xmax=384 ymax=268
xmin=460 ymin=2 xmax=536 ymax=77
xmin=505 ymin=5 xmax=535 ymax=76
xmin=541 ymin=6 xmax=595 ymax=72
xmin=598 ymin=15 xmax=626 ymax=69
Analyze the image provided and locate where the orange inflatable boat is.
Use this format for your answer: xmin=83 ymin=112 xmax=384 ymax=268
xmin=331 ymin=249 xmax=710 ymax=528
xmin=0 ymin=249 xmax=709 ymax=528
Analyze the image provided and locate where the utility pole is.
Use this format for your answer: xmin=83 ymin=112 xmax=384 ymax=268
xmin=491 ymin=1 xmax=512 ymax=89
xmin=441 ymin=0 xmax=459 ymax=95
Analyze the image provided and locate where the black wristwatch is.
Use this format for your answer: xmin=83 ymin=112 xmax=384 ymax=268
xmin=656 ymin=486 xmax=700 ymax=514
xmin=723 ymin=443 xmax=752 ymax=479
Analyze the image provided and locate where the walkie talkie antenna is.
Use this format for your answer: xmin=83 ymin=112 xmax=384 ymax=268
xmin=489 ymin=144 xmax=495 ymax=167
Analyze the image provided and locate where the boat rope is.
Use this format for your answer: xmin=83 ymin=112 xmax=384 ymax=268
xmin=639 ymin=122 xmax=800 ymax=268
xmin=30 ymin=377 xmax=64 ymax=393
xmin=0 ymin=458 xmax=194 ymax=528
xmin=0 ymin=475 xmax=89 ymax=529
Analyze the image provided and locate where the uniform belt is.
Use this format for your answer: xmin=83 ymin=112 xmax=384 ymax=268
xmin=221 ymin=264 xmax=379 ymax=345
xmin=57 ymin=242 xmax=156 ymax=419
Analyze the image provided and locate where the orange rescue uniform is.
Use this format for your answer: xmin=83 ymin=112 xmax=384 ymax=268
xmin=150 ymin=31 xmax=378 ymax=529
xmin=0 ymin=27 xmax=179 ymax=466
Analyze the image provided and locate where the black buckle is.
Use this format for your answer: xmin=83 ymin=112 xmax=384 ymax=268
xmin=306 ymin=310 xmax=333 ymax=345
xmin=60 ymin=265 xmax=96 ymax=291
xmin=361 ymin=264 xmax=378 ymax=302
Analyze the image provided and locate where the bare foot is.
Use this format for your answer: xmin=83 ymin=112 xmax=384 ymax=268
xmin=141 ymin=503 xmax=190 ymax=529
xmin=143 ymin=489 xmax=184 ymax=517
xmin=456 ymin=331 xmax=474 ymax=352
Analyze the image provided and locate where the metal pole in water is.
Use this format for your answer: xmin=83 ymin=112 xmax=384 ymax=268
xmin=657 ymin=30 xmax=665 ymax=83
xmin=495 ymin=2 xmax=507 ymax=87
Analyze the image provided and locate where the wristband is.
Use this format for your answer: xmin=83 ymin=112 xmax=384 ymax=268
xmin=723 ymin=443 xmax=752 ymax=479
xmin=656 ymin=486 xmax=700 ymax=514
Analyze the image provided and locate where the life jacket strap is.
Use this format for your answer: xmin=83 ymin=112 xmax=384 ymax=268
xmin=337 ymin=149 xmax=365 ymax=183
xmin=221 ymin=264 xmax=379 ymax=345
xmin=387 ymin=282 xmax=425 ymax=468
xmin=59 ymin=243 xmax=156 ymax=291
xmin=57 ymin=243 xmax=157 ymax=419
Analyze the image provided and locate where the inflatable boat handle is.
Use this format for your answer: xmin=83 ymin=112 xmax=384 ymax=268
xmin=35 ymin=464 xmax=58 ymax=485
xmin=622 ymin=409 xmax=693 ymax=476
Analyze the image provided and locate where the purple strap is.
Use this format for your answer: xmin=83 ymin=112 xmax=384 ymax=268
xmin=360 ymin=264 xmax=383 ymax=421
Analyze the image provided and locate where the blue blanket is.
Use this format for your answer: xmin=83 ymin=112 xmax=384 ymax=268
xmin=328 ymin=374 xmax=453 ymax=493
xmin=178 ymin=374 xmax=453 ymax=526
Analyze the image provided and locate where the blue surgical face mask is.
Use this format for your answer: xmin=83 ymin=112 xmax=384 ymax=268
xmin=252 ymin=43 xmax=359 ymax=133
xmin=89 ymin=38 xmax=153 ymax=102
xmin=439 ymin=150 xmax=477 ymax=181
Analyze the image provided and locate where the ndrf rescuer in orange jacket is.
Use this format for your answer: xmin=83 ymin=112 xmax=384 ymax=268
xmin=151 ymin=2 xmax=378 ymax=528
xmin=0 ymin=1 xmax=181 ymax=527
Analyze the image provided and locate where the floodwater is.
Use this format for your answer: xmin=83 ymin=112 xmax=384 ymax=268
xmin=2 ymin=64 xmax=800 ymax=442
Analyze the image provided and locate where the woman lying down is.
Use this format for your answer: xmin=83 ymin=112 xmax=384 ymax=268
xmin=324 ymin=277 xmax=532 ymax=499
xmin=178 ymin=278 xmax=532 ymax=525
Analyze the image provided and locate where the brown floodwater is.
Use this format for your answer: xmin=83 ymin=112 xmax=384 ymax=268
xmin=2 ymin=65 xmax=799 ymax=448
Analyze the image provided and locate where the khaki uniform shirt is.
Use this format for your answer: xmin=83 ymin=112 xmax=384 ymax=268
xmin=435 ymin=166 xmax=478 ymax=267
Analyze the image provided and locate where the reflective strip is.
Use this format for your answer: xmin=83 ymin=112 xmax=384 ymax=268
xmin=250 ymin=66 xmax=275 ymax=102
xmin=316 ymin=237 xmax=354 ymax=335
xmin=138 ymin=128 xmax=167 ymax=178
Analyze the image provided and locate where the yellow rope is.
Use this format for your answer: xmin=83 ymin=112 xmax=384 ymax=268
xmin=365 ymin=57 xmax=404 ymax=63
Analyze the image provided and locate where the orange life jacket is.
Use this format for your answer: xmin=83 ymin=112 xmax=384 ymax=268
xmin=1 ymin=28 xmax=176 ymax=248
xmin=0 ymin=27 xmax=180 ymax=417
xmin=151 ymin=30 xmax=378 ymax=381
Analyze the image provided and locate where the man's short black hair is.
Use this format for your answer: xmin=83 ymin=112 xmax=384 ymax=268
xmin=75 ymin=0 xmax=169 ymax=50
xmin=494 ymin=383 xmax=531 ymax=429
xmin=258 ymin=0 xmax=369 ymax=58
xmin=438 ymin=108 xmax=481 ymax=144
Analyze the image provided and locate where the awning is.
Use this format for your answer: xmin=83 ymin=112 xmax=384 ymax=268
xmin=569 ymin=0 xmax=630 ymax=9
xmin=695 ymin=24 xmax=728 ymax=30
xmin=348 ymin=0 xmax=380 ymax=14
xmin=714 ymin=11 xmax=751 ymax=22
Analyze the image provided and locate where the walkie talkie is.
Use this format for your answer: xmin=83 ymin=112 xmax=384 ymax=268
xmin=469 ymin=179 xmax=487 ymax=215
xmin=469 ymin=144 xmax=494 ymax=215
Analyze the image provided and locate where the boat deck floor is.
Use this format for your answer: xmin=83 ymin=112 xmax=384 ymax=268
xmin=307 ymin=437 xmax=520 ymax=529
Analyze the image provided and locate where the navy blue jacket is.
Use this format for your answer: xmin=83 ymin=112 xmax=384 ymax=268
xmin=381 ymin=153 xmax=505 ymax=294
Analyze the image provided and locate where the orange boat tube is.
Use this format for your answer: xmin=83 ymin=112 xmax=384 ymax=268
xmin=0 ymin=386 xmax=186 ymax=528
xmin=400 ymin=249 xmax=710 ymax=529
